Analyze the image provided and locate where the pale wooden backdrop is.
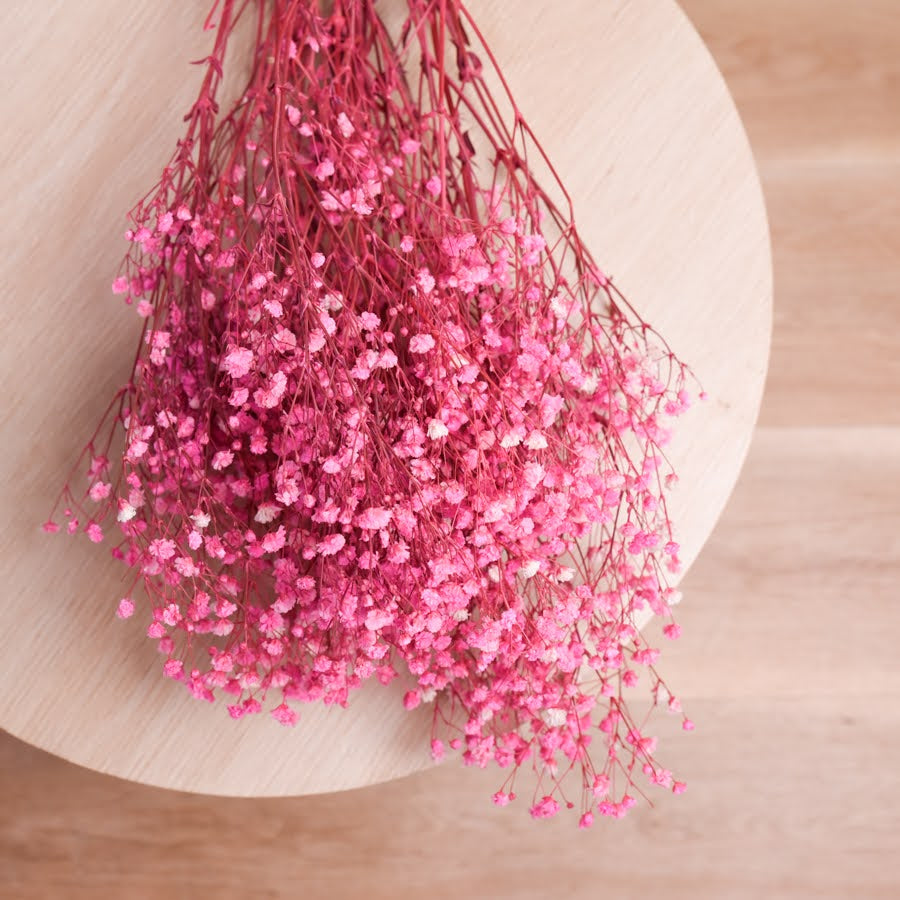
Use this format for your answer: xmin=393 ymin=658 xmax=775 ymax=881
xmin=3 ymin=0 xmax=899 ymax=897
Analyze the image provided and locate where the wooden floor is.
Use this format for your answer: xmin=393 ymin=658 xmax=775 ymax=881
xmin=3 ymin=1 xmax=899 ymax=896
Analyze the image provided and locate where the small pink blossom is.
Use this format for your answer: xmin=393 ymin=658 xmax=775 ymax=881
xmin=359 ymin=311 xmax=380 ymax=331
xmin=260 ymin=525 xmax=287 ymax=553
xmin=211 ymin=450 xmax=234 ymax=471
xmin=355 ymin=507 xmax=392 ymax=530
xmin=403 ymin=690 xmax=420 ymax=710
xmin=148 ymin=538 xmax=177 ymax=560
xmin=271 ymin=703 xmax=299 ymax=726
xmin=222 ymin=346 xmax=254 ymax=378
xmin=592 ymin=774 xmax=610 ymax=798
xmin=316 ymin=533 xmax=346 ymax=556
xmin=229 ymin=387 xmax=249 ymax=407
xmin=415 ymin=268 xmax=435 ymax=294
xmin=336 ymin=111 xmax=354 ymax=138
xmin=163 ymin=659 xmax=184 ymax=679
xmin=157 ymin=211 xmax=174 ymax=234
xmin=308 ymin=329 xmax=326 ymax=353
xmin=254 ymin=371 xmax=288 ymax=409
xmin=116 ymin=598 xmax=135 ymax=619
xmin=529 ymin=796 xmax=560 ymax=819
xmin=377 ymin=350 xmax=398 ymax=369
xmin=254 ymin=504 xmax=280 ymax=524
xmin=427 ymin=419 xmax=448 ymax=440
xmin=408 ymin=333 xmax=435 ymax=354
xmin=366 ymin=609 xmax=394 ymax=631
xmin=174 ymin=556 xmax=200 ymax=577
xmin=315 ymin=159 xmax=335 ymax=180
xmin=88 ymin=481 xmax=111 ymax=502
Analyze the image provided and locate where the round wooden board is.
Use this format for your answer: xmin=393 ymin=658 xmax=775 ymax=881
xmin=0 ymin=0 xmax=771 ymax=796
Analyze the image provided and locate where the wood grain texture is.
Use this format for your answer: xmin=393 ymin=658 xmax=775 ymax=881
xmin=760 ymin=163 xmax=900 ymax=425
xmin=0 ymin=0 xmax=770 ymax=795
xmin=4 ymin=698 xmax=900 ymax=900
xmin=684 ymin=0 xmax=900 ymax=425
xmin=9 ymin=0 xmax=898 ymax=896
xmin=682 ymin=0 xmax=900 ymax=164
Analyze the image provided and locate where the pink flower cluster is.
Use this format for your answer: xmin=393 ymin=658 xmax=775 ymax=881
xmin=50 ymin=0 xmax=695 ymax=823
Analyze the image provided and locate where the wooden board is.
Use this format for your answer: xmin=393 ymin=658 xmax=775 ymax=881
xmin=0 ymin=0 xmax=771 ymax=795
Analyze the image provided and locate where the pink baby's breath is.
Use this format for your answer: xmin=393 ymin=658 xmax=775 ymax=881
xmin=49 ymin=0 xmax=698 ymax=827
xmin=222 ymin=347 xmax=254 ymax=378
xmin=271 ymin=703 xmax=299 ymax=726
xmin=316 ymin=533 xmax=346 ymax=557
xmin=116 ymin=598 xmax=135 ymax=619
xmin=408 ymin=333 xmax=435 ymax=354
xmin=355 ymin=507 xmax=392 ymax=530
xmin=530 ymin=796 xmax=561 ymax=820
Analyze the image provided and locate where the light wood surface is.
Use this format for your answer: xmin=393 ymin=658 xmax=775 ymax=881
xmin=0 ymin=0 xmax=770 ymax=795
xmin=3 ymin=0 xmax=898 ymax=897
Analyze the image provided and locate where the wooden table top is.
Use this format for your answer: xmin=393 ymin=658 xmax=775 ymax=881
xmin=0 ymin=0 xmax=770 ymax=796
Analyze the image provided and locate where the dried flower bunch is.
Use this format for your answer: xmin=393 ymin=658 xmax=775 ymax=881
xmin=48 ymin=0 xmax=695 ymax=824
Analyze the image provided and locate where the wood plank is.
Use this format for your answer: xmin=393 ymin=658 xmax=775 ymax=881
xmin=680 ymin=0 xmax=900 ymax=425
xmin=755 ymin=163 xmax=900 ymax=426
xmin=3 ymin=694 xmax=899 ymax=899
xmin=680 ymin=0 xmax=900 ymax=163
xmin=657 ymin=426 xmax=900 ymax=696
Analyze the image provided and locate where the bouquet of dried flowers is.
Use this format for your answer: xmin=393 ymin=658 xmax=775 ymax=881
xmin=48 ymin=0 xmax=695 ymax=824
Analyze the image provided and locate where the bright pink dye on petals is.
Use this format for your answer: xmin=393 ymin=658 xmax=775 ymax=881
xmin=47 ymin=0 xmax=697 ymax=827
xmin=316 ymin=533 xmax=346 ymax=556
xmin=271 ymin=703 xmax=299 ymax=726
xmin=530 ymin=796 xmax=560 ymax=819
xmin=408 ymin=333 xmax=435 ymax=354
xmin=116 ymin=598 xmax=135 ymax=619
